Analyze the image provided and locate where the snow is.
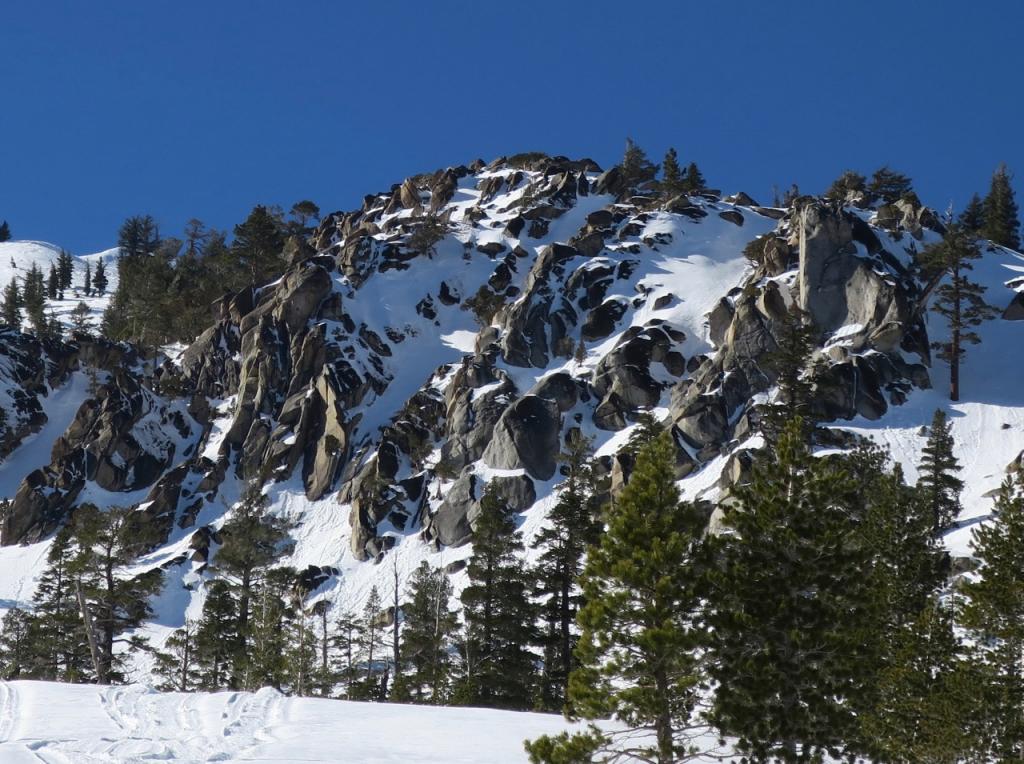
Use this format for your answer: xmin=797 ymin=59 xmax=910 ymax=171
xmin=0 ymin=681 xmax=581 ymax=763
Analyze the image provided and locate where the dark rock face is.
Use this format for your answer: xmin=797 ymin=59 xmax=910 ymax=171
xmin=483 ymin=395 xmax=562 ymax=480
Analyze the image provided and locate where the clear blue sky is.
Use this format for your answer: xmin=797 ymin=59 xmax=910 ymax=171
xmin=2 ymin=0 xmax=1022 ymax=253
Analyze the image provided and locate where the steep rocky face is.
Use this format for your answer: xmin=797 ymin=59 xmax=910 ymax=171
xmin=0 ymin=154 xmax=950 ymax=570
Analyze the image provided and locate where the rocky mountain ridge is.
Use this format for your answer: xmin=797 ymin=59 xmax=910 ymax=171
xmin=1 ymin=152 xmax=1023 ymax=656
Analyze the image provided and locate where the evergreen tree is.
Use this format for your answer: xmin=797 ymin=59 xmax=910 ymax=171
xmin=960 ymin=192 xmax=985 ymax=234
xmin=867 ymin=166 xmax=914 ymax=205
xmin=916 ymin=409 xmax=964 ymax=532
xmin=213 ymin=482 xmax=290 ymax=686
xmin=397 ymin=561 xmax=458 ymax=703
xmin=922 ymin=222 xmax=997 ymax=401
xmin=289 ymin=200 xmax=321 ymax=232
xmin=193 ymin=580 xmax=239 ymax=690
xmin=2 ymin=277 xmax=22 ymax=330
xmin=532 ymin=432 xmax=602 ymax=712
xmin=528 ymin=431 xmax=710 ymax=764
xmin=28 ymin=527 xmax=89 ymax=681
xmin=117 ymin=215 xmax=160 ymax=258
xmin=760 ymin=304 xmax=818 ymax=444
xmin=70 ymin=504 xmax=162 ymax=683
xmin=154 ymin=620 xmax=201 ymax=692
xmin=860 ymin=600 xmax=981 ymax=762
xmin=982 ymin=162 xmax=1020 ymax=249
xmin=232 ymin=204 xmax=286 ymax=286
xmin=83 ymin=261 xmax=92 ymax=296
xmin=92 ymin=259 xmax=108 ymax=294
xmin=331 ymin=608 xmax=363 ymax=698
xmin=707 ymin=418 xmax=875 ymax=762
xmin=660 ymin=147 xmax=685 ymax=198
xmin=359 ymin=585 xmax=385 ymax=699
xmin=246 ymin=567 xmax=293 ymax=690
xmin=48 ymin=264 xmax=59 ymax=300
xmin=58 ymin=249 xmax=74 ymax=290
xmin=21 ymin=263 xmax=46 ymax=334
xmin=682 ymin=162 xmax=705 ymax=193
xmin=309 ymin=601 xmax=334 ymax=696
xmin=824 ymin=170 xmax=866 ymax=202
xmin=0 ymin=220 xmax=10 ymax=242
xmin=959 ymin=474 xmax=1024 ymax=761
xmin=70 ymin=301 xmax=93 ymax=333
xmin=457 ymin=483 xmax=537 ymax=710
xmin=0 ymin=608 xmax=35 ymax=679
xmin=620 ymin=138 xmax=658 ymax=189
xmin=183 ymin=218 xmax=209 ymax=257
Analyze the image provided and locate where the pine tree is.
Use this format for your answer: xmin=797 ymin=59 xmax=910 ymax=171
xmin=0 ymin=608 xmax=35 ymax=679
xmin=232 ymin=205 xmax=286 ymax=286
xmin=213 ymin=482 xmax=290 ymax=686
xmin=760 ymin=304 xmax=818 ymax=444
xmin=289 ymin=200 xmax=321 ymax=232
xmin=28 ymin=527 xmax=89 ymax=681
xmin=923 ymin=222 xmax=997 ymax=401
xmin=682 ymin=162 xmax=705 ymax=194
xmin=620 ymin=138 xmax=658 ymax=189
xmin=397 ymin=561 xmax=458 ymax=703
xmin=69 ymin=301 xmax=93 ymax=333
xmin=532 ymin=432 xmax=602 ymax=712
xmin=183 ymin=218 xmax=209 ymax=257
xmin=193 ymin=579 xmax=239 ymax=690
xmin=69 ymin=504 xmax=162 ymax=683
xmin=528 ymin=431 xmax=710 ymax=764
xmin=359 ymin=585 xmax=385 ymax=699
xmin=824 ymin=170 xmax=866 ymax=202
xmin=707 ymin=417 xmax=875 ymax=762
xmin=58 ymin=249 xmax=74 ymax=290
xmin=154 ymin=620 xmax=201 ymax=692
xmin=283 ymin=591 xmax=318 ymax=696
xmin=959 ymin=474 xmax=1024 ymax=761
xmin=0 ymin=221 xmax=10 ymax=242
xmin=331 ymin=608 xmax=363 ymax=698
xmin=916 ymin=409 xmax=964 ymax=532
xmin=92 ymin=259 xmax=108 ymax=294
xmin=457 ymin=483 xmax=537 ymax=710
xmin=860 ymin=600 xmax=981 ymax=762
xmin=982 ymin=163 xmax=1020 ymax=249
xmin=246 ymin=567 xmax=293 ymax=690
xmin=21 ymin=263 xmax=46 ymax=334
xmin=83 ymin=261 xmax=92 ymax=296
xmin=960 ymin=192 xmax=985 ymax=234
xmin=48 ymin=264 xmax=59 ymax=300
xmin=117 ymin=215 xmax=160 ymax=258
xmin=309 ymin=601 xmax=334 ymax=696
xmin=867 ymin=166 xmax=914 ymax=205
xmin=2 ymin=277 xmax=22 ymax=330
xmin=660 ymin=147 xmax=685 ymax=198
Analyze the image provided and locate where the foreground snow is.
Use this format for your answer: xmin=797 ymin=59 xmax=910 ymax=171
xmin=0 ymin=681 xmax=585 ymax=763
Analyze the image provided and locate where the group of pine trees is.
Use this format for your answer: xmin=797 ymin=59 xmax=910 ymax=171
xmin=101 ymin=201 xmax=318 ymax=346
xmin=1 ymin=250 xmax=107 ymax=338
xmin=620 ymin=139 xmax=707 ymax=198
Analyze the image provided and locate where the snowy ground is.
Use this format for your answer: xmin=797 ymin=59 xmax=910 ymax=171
xmin=0 ymin=240 xmax=118 ymax=333
xmin=0 ymin=680 xmax=582 ymax=763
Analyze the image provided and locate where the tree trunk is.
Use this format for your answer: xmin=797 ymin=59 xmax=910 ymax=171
xmin=76 ymin=580 xmax=104 ymax=684
xmin=653 ymin=665 xmax=674 ymax=764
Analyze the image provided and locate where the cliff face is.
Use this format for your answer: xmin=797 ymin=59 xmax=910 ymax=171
xmin=2 ymin=153 xmax=1022 ymax=653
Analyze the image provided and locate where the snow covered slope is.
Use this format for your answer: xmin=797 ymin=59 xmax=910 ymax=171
xmin=0 ymin=240 xmax=119 ymax=331
xmin=0 ymin=680 xmax=580 ymax=763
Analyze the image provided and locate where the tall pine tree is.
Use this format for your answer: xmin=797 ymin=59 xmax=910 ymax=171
xmin=916 ymin=409 xmax=964 ymax=532
xmin=982 ymin=163 xmax=1020 ymax=249
xmin=528 ymin=430 xmax=710 ymax=764
xmin=395 ymin=561 xmax=458 ymax=704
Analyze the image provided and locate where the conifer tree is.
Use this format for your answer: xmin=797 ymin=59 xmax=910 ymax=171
xmin=824 ymin=170 xmax=866 ymax=202
xmin=660 ymin=147 xmax=685 ymax=198
xmin=0 ymin=220 xmax=10 ymax=242
xmin=760 ymin=304 xmax=818 ymax=444
xmin=83 ymin=261 xmax=92 ymax=296
xmin=58 ymin=249 xmax=74 ymax=290
xmin=154 ymin=620 xmax=201 ymax=692
xmin=620 ymin=138 xmax=658 ymax=189
xmin=457 ymin=483 xmax=537 ymax=710
xmin=70 ymin=504 xmax=162 ymax=684
xmin=359 ymin=585 xmax=385 ymax=699
xmin=214 ymin=482 xmax=289 ymax=679
xmin=246 ymin=567 xmax=293 ymax=690
xmin=232 ymin=205 xmax=286 ymax=286
xmin=867 ymin=166 xmax=914 ymax=205
xmin=528 ymin=430 xmax=710 ymax=764
xmin=916 ymin=409 xmax=964 ymax=532
xmin=183 ymin=218 xmax=209 ymax=257
xmin=0 ymin=608 xmax=34 ymax=679
xmin=960 ymin=192 xmax=985 ymax=234
xmin=922 ymin=222 xmax=997 ymax=401
xmin=532 ymin=432 xmax=602 ymax=712
xmin=193 ymin=580 xmax=238 ymax=690
xmin=331 ymin=608 xmax=363 ymax=698
xmin=959 ymin=474 xmax=1024 ymax=761
xmin=48 ymin=264 xmax=59 ymax=300
xmin=70 ymin=301 xmax=93 ymax=333
xmin=21 ymin=263 xmax=46 ymax=334
xmin=117 ymin=215 xmax=160 ymax=258
xmin=708 ymin=418 xmax=875 ymax=762
xmin=682 ymin=162 xmax=705 ymax=193
xmin=30 ymin=527 xmax=89 ymax=682
xmin=2 ymin=277 xmax=22 ymax=330
xmin=397 ymin=561 xmax=458 ymax=703
xmin=860 ymin=599 xmax=980 ymax=762
xmin=93 ymin=259 xmax=108 ymax=295
xmin=982 ymin=163 xmax=1020 ymax=249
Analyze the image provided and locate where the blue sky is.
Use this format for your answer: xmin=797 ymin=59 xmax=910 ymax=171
xmin=2 ymin=0 xmax=1022 ymax=253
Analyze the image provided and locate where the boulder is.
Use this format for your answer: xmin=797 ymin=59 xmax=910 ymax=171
xmin=482 ymin=395 xmax=561 ymax=480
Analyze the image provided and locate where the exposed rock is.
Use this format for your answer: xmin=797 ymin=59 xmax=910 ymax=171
xmin=482 ymin=395 xmax=561 ymax=480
